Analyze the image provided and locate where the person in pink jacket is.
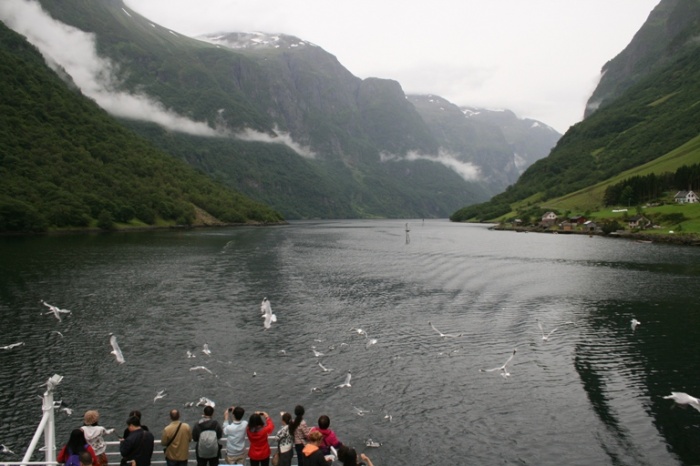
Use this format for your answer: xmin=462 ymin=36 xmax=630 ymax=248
xmin=246 ymin=411 xmax=275 ymax=466
xmin=309 ymin=415 xmax=342 ymax=456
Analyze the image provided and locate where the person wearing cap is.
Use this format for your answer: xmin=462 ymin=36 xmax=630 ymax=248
xmin=161 ymin=409 xmax=192 ymax=466
xmin=120 ymin=415 xmax=155 ymax=466
xmin=81 ymin=410 xmax=115 ymax=466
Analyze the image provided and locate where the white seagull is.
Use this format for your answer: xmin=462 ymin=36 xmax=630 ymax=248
xmin=196 ymin=397 xmax=215 ymax=408
xmin=630 ymin=319 xmax=641 ymax=332
xmin=664 ymin=392 xmax=700 ymax=412
xmin=190 ymin=366 xmax=213 ymax=375
xmin=109 ymin=334 xmax=125 ymax=364
xmin=429 ymin=321 xmax=463 ymax=338
xmin=41 ymin=300 xmax=72 ymax=322
xmin=262 ymin=299 xmax=277 ymax=330
xmin=312 ymin=347 xmax=325 ymax=358
xmin=336 ymin=371 xmax=352 ymax=388
xmin=153 ymin=390 xmax=166 ymax=403
xmin=0 ymin=342 xmax=24 ymax=350
xmin=353 ymin=406 xmax=370 ymax=416
xmin=318 ymin=361 xmax=334 ymax=372
xmin=1 ymin=444 xmax=15 ymax=455
xmin=480 ymin=349 xmax=517 ymax=379
xmin=537 ymin=320 xmax=558 ymax=342
xmin=202 ymin=343 xmax=212 ymax=356
xmin=58 ymin=400 xmax=73 ymax=416
xmin=186 ymin=350 xmax=196 ymax=358
xmin=351 ymin=328 xmax=366 ymax=336
xmin=365 ymin=438 xmax=382 ymax=448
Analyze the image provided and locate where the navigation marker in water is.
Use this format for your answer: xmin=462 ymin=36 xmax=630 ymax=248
xmin=429 ymin=321 xmax=463 ymax=338
xmin=631 ymin=318 xmax=641 ymax=332
xmin=0 ymin=342 xmax=24 ymax=350
xmin=480 ymin=349 xmax=516 ymax=379
xmin=664 ymin=392 xmax=700 ymax=412
xmin=109 ymin=334 xmax=125 ymax=364
xmin=336 ymin=371 xmax=352 ymax=388
xmin=262 ymin=298 xmax=277 ymax=330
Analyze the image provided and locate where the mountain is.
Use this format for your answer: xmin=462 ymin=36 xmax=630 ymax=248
xmin=451 ymin=0 xmax=700 ymax=223
xmin=0 ymin=21 xmax=283 ymax=233
xmin=2 ymin=0 xmax=559 ymax=220
xmin=585 ymin=0 xmax=700 ymax=117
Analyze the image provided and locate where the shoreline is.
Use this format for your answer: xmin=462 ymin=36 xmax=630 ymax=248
xmin=0 ymin=220 xmax=289 ymax=237
xmin=489 ymin=224 xmax=700 ymax=247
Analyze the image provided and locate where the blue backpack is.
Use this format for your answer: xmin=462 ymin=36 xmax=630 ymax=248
xmin=65 ymin=448 xmax=83 ymax=466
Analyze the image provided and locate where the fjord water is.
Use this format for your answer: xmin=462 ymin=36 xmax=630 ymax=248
xmin=1 ymin=220 xmax=700 ymax=466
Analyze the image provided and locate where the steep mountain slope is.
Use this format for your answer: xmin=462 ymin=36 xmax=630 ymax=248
xmin=585 ymin=0 xmax=700 ymax=117
xmin=0 ymin=21 xmax=282 ymax=233
xmin=7 ymin=0 xmax=558 ymax=219
xmin=451 ymin=0 xmax=700 ymax=222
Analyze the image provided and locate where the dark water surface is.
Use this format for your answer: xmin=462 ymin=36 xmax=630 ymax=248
xmin=1 ymin=220 xmax=700 ymax=465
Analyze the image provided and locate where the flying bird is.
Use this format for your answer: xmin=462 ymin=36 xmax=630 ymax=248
xmin=196 ymin=397 xmax=215 ymax=408
xmin=318 ymin=361 xmax=334 ymax=373
xmin=336 ymin=371 xmax=352 ymax=388
xmin=58 ymin=400 xmax=73 ymax=416
xmin=190 ymin=366 xmax=213 ymax=375
xmin=351 ymin=328 xmax=366 ymax=336
xmin=480 ymin=349 xmax=517 ymax=379
xmin=537 ymin=320 xmax=558 ymax=342
xmin=186 ymin=350 xmax=196 ymax=358
xmin=664 ymin=392 xmax=700 ymax=412
xmin=630 ymin=319 xmax=641 ymax=332
xmin=0 ymin=342 xmax=24 ymax=350
xmin=1 ymin=444 xmax=15 ymax=455
xmin=41 ymin=300 xmax=72 ymax=322
xmin=202 ymin=344 xmax=212 ymax=356
xmin=109 ymin=334 xmax=125 ymax=364
xmin=153 ymin=390 xmax=166 ymax=403
xmin=312 ymin=347 xmax=325 ymax=358
xmin=365 ymin=438 xmax=382 ymax=448
xmin=353 ymin=406 xmax=370 ymax=416
xmin=261 ymin=299 xmax=277 ymax=330
xmin=429 ymin=321 xmax=463 ymax=338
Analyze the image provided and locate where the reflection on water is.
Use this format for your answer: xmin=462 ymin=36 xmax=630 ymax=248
xmin=1 ymin=220 xmax=700 ymax=466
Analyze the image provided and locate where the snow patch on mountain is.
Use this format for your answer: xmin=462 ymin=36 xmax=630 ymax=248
xmin=198 ymin=32 xmax=318 ymax=51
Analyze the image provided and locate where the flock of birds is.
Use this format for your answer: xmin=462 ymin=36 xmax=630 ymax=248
xmin=1 ymin=299 xmax=698 ymax=457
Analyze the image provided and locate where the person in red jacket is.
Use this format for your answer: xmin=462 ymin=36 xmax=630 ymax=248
xmin=246 ymin=411 xmax=274 ymax=466
xmin=58 ymin=429 xmax=99 ymax=466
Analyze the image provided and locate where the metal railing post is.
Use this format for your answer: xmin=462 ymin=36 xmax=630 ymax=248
xmin=21 ymin=375 xmax=62 ymax=466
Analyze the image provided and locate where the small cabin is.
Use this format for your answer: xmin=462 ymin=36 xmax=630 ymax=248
xmin=628 ymin=215 xmax=650 ymax=230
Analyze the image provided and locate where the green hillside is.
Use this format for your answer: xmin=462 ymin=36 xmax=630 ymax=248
xmin=451 ymin=7 xmax=700 ymax=229
xmin=0 ymin=22 xmax=283 ymax=233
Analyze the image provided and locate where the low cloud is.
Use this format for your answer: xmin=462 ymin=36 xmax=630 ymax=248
xmin=380 ymin=149 xmax=481 ymax=181
xmin=235 ymin=125 xmax=316 ymax=159
xmin=0 ymin=0 xmax=220 ymax=137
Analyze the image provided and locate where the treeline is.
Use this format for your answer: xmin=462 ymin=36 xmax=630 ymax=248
xmin=603 ymin=164 xmax=700 ymax=206
xmin=0 ymin=23 xmax=283 ymax=233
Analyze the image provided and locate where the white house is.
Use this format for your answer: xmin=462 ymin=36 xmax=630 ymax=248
xmin=674 ymin=190 xmax=698 ymax=204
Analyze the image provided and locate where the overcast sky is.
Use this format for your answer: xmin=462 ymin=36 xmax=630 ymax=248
xmin=123 ymin=0 xmax=660 ymax=134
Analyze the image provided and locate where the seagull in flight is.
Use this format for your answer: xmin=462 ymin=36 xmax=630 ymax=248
xmin=202 ymin=344 xmax=212 ymax=356
xmin=41 ymin=300 xmax=72 ymax=322
xmin=351 ymin=328 xmax=366 ymax=336
xmin=1 ymin=444 xmax=15 ymax=455
xmin=312 ymin=347 xmax=325 ymax=358
xmin=262 ymin=299 xmax=277 ymax=330
xmin=353 ymin=406 xmax=370 ymax=416
xmin=190 ymin=366 xmax=213 ymax=375
xmin=196 ymin=397 xmax=215 ymax=408
xmin=318 ymin=361 xmax=334 ymax=372
xmin=336 ymin=371 xmax=352 ymax=388
xmin=58 ymin=400 xmax=73 ymax=416
xmin=153 ymin=390 xmax=166 ymax=403
xmin=0 ymin=342 xmax=24 ymax=350
xmin=109 ymin=334 xmax=125 ymax=364
xmin=664 ymin=392 xmax=700 ymax=412
xmin=480 ymin=349 xmax=517 ymax=379
xmin=630 ymin=319 xmax=641 ymax=332
xmin=537 ymin=320 xmax=558 ymax=342
xmin=429 ymin=321 xmax=463 ymax=338
xmin=365 ymin=438 xmax=382 ymax=448
xmin=186 ymin=349 xmax=196 ymax=358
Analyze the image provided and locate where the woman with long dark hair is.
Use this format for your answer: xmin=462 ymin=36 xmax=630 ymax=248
xmin=288 ymin=405 xmax=310 ymax=466
xmin=246 ymin=411 xmax=274 ymax=466
xmin=58 ymin=429 xmax=99 ymax=466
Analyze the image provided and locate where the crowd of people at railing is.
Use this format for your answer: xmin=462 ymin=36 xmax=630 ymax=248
xmin=57 ymin=405 xmax=374 ymax=466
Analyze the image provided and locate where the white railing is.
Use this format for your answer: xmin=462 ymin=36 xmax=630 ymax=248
xmin=0 ymin=379 xmax=298 ymax=466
